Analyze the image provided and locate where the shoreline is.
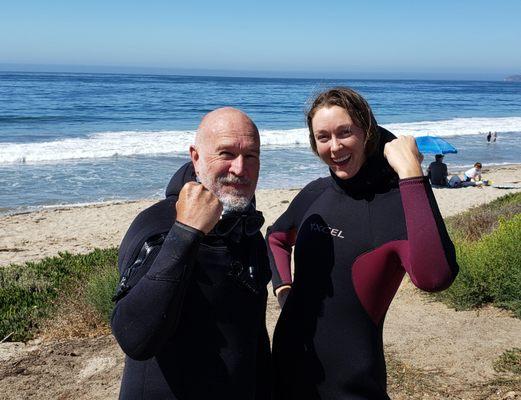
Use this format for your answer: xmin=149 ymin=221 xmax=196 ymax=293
xmin=1 ymin=163 xmax=520 ymax=268
xmin=1 ymin=163 xmax=520 ymax=218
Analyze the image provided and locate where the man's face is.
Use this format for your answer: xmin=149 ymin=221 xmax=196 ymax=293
xmin=191 ymin=112 xmax=260 ymax=212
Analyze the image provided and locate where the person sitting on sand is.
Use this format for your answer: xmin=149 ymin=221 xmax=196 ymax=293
xmin=464 ymin=162 xmax=482 ymax=182
xmin=427 ymin=154 xmax=448 ymax=186
xmin=111 ymin=108 xmax=271 ymax=400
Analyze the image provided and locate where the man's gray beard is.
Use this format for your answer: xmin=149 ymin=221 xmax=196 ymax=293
xmin=199 ymin=173 xmax=253 ymax=212
xmin=219 ymin=193 xmax=251 ymax=213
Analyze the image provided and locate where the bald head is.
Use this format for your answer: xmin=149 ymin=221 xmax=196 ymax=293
xmin=195 ymin=107 xmax=259 ymax=148
xmin=190 ymin=107 xmax=260 ymax=212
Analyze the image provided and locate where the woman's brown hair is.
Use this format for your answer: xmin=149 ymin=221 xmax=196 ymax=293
xmin=306 ymin=87 xmax=380 ymax=157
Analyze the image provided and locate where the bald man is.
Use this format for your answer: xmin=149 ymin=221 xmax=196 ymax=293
xmin=111 ymin=108 xmax=271 ymax=399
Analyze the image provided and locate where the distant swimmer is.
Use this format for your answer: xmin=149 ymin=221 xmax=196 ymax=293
xmin=486 ymin=131 xmax=492 ymax=142
xmin=493 ymin=131 xmax=498 ymax=142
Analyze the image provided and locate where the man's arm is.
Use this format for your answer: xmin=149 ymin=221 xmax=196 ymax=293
xmin=111 ymin=222 xmax=203 ymax=360
xmin=111 ymin=182 xmax=222 ymax=361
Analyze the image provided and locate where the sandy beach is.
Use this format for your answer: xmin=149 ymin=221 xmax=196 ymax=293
xmin=1 ymin=164 xmax=520 ymax=399
xmin=1 ymin=164 xmax=521 ymax=268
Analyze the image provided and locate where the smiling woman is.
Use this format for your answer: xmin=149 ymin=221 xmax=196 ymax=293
xmin=311 ymin=106 xmax=367 ymax=180
xmin=266 ymin=87 xmax=458 ymax=399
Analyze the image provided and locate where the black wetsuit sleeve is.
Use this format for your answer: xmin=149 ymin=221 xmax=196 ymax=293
xmin=266 ymin=180 xmax=328 ymax=293
xmin=111 ymin=221 xmax=204 ymax=361
xmin=398 ymin=176 xmax=459 ymax=291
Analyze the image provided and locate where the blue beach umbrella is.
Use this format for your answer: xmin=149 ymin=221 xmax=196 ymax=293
xmin=415 ymin=136 xmax=458 ymax=154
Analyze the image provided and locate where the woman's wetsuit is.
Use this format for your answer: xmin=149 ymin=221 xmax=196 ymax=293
xmin=266 ymin=128 xmax=458 ymax=399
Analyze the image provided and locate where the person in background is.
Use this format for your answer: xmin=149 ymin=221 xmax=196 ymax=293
xmin=493 ymin=131 xmax=498 ymax=142
xmin=464 ymin=162 xmax=482 ymax=182
xmin=486 ymin=132 xmax=492 ymax=142
xmin=427 ymin=154 xmax=448 ymax=186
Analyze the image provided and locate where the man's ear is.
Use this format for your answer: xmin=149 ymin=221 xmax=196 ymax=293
xmin=189 ymin=145 xmax=199 ymax=174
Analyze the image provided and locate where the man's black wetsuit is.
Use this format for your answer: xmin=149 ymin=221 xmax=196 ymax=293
xmin=111 ymin=162 xmax=271 ymax=400
xmin=266 ymin=128 xmax=458 ymax=399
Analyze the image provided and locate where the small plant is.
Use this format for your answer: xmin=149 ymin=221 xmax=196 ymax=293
xmin=86 ymin=265 xmax=120 ymax=322
xmin=493 ymin=348 xmax=521 ymax=374
xmin=0 ymin=248 xmax=118 ymax=341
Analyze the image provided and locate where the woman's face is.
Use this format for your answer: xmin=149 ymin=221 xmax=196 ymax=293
xmin=312 ymin=105 xmax=366 ymax=180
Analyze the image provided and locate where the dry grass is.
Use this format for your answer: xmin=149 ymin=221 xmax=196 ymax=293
xmin=386 ymin=351 xmax=521 ymax=399
xmin=40 ymin=285 xmax=110 ymax=340
xmin=445 ymin=192 xmax=521 ymax=241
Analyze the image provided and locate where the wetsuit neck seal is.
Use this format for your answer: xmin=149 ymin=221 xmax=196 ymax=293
xmin=207 ymin=203 xmax=265 ymax=242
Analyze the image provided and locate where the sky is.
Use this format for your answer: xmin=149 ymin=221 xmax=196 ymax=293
xmin=1 ymin=0 xmax=521 ymax=79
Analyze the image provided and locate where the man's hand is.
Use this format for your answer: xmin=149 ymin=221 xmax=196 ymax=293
xmin=384 ymin=136 xmax=424 ymax=179
xmin=176 ymin=182 xmax=223 ymax=234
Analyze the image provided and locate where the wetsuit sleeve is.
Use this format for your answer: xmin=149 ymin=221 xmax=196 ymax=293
xmin=266 ymin=209 xmax=297 ymax=292
xmin=397 ymin=176 xmax=459 ymax=291
xmin=111 ymin=221 xmax=203 ymax=361
xmin=266 ymin=182 xmax=326 ymax=293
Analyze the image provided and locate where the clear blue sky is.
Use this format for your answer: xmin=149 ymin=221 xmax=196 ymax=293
xmin=1 ymin=0 xmax=520 ymax=79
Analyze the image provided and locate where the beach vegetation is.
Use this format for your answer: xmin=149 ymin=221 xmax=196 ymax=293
xmin=493 ymin=348 xmax=521 ymax=375
xmin=0 ymin=248 xmax=118 ymax=342
xmin=85 ymin=263 xmax=120 ymax=322
xmin=445 ymin=192 xmax=521 ymax=241
xmin=439 ymin=193 xmax=521 ymax=317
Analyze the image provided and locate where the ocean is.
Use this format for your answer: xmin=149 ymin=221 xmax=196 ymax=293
xmin=1 ymin=72 xmax=520 ymax=213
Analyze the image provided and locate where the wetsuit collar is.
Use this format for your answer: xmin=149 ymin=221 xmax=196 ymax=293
xmin=329 ymin=127 xmax=399 ymax=198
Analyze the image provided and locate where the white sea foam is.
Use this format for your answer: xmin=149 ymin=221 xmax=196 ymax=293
xmin=383 ymin=117 xmax=521 ymax=137
xmin=0 ymin=130 xmax=195 ymax=164
xmin=1 ymin=117 xmax=520 ymax=164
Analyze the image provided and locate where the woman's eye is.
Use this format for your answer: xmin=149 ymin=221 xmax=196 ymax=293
xmin=316 ymin=136 xmax=328 ymax=142
xmin=339 ymin=128 xmax=351 ymax=137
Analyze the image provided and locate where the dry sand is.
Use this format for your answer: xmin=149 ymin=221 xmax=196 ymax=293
xmin=1 ymin=164 xmax=520 ymax=399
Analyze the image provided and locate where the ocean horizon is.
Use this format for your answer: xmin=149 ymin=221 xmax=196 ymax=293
xmin=1 ymin=71 xmax=520 ymax=214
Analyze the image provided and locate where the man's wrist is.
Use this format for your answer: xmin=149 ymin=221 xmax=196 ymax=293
xmin=174 ymin=220 xmax=205 ymax=238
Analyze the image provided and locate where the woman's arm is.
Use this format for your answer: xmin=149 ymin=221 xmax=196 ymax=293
xmin=384 ymin=136 xmax=458 ymax=291
xmin=398 ymin=177 xmax=458 ymax=291
xmin=265 ymin=181 xmax=326 ymax=307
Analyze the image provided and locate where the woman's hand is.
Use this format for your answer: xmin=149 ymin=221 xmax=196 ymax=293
xmin=275 ymin=285 xmax=291 ymax=309
xmin=384 ymin=136 xmax=424 ymax=179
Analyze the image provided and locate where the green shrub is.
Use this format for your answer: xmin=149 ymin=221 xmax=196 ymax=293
xmin=0 ymin=248 xmax=118 ymax=341
xmin=85 ymin=264 xmax=120 ymax=322
xmin=438 ymin=214 xmax=521 ymax=317
xmin=493 ymin=348 xmax=521 ymax=374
